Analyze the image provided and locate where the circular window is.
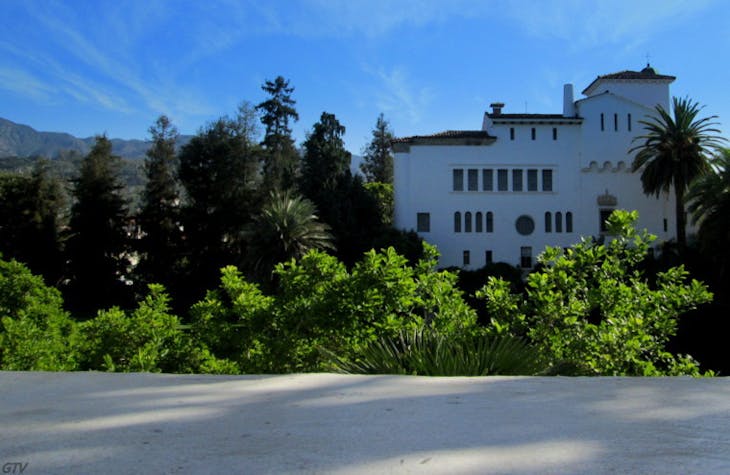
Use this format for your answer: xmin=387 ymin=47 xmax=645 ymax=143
xmin=515 ymin=215 xmax=535 ymax=235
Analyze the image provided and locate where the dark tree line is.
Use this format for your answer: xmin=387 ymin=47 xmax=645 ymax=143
xmin=0 ymin=76 xmax=416 ymax=318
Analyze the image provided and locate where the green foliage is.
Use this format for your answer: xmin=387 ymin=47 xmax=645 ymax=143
xmin=329 ymin=328 xmax=544 ymax=376
xmin=478 ymin=210 xmax=713 ymax=376
xmin=687 ymin=148 xmax=730 ymax=279
xmin=77 ymin=284 xmax=228 ymax=373
xmin=190 ymin=266 xmax=273 ymax=371
xmin=256 ymin=76 xmax=300 ymax=191
xmin=0 ymin=161 xmax=66 ymax=284
xmin=245 ymin=190 xmax=334 ymax=281
xmin=177 ymin=112 xmax=262 ymax=305
xmin=301 ymin=112 xmax=351 ymax=197
xmin=65 ymin=135 xmax=132 ymax=316
xmin=360 ymin=113 xmax=394 ymax=184
xmin=630 ymin=96 xmax=726 ymax=248
xmin=135 ymin=115 xmax=184 ymax=291
xmin=363 ymin=181 xmax=393 ymax=226
xmin=189 ymin=244 xmax=478 ymax=373
xmin=0 ymin=258 xmax=78 ymax=371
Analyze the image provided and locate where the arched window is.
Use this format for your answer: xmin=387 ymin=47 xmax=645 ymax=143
xmin=465 ymin=212 xmax=472 ymax=232
xmin=555 ymin=212 xmax=563 ymax=233
xmin=566 ymin=212 xmax=573 ymax=233
xmin=545 ymin=212 xmax=552 ymax=233
xmin=454 ymin=212 xmax=461 ymax=233
xmin=486 ymin=212 xmax=494 ymax=233
xmin=475 ymin=212 xmax=483 ymax=232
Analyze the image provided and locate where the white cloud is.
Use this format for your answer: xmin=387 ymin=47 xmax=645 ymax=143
xmin=367 ymin=66 xmax=433 ymax=124
xmin=0 ymin=67 xmax=55 ymax=101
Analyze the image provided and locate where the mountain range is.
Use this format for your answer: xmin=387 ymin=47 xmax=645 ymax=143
xmin=0 ymin=117 xmax=191 ymax=160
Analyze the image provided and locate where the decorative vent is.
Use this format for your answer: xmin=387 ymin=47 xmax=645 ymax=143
xmin=597 ymin=189 xmax=618 ymax=207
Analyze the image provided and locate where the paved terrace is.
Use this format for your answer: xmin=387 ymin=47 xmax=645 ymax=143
xmin=1 ymin=372 xmax=730 ymax=474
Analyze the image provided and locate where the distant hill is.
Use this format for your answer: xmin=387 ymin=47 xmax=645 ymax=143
xmin=0 ymin=117 xmax=191 ymax=160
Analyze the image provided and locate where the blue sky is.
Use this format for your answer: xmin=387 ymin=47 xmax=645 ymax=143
xmin=1 ymin=0 xmax=729 ymax=154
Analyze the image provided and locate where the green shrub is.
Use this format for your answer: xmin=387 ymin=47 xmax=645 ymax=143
xmin=477 ymin=210 xmax=713 ymax=376
xmin=78 ymin=284 xmax=232 ymax=373
xmin=328 ymin=328 xmax=545 ymax=376
xmin=0 ymin=257 xmax=78 ymax=370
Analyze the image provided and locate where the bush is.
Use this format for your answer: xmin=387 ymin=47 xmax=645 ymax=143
xmin=477 ymin=210 xmax=713 ymax=376
xmin=77 ymin=284 xmax=233 ymax=373
xmin=0 ymin=257 xmax=78 ymax=370
xmin=328 ymin=328 xmax=545 ymax=376
xmin=189 ymin=244 xmax=479 ymax=373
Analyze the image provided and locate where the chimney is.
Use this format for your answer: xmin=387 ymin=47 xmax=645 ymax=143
xmin=490 ymin=102 xmax=504 ymax=116
xmin=563 ymin=84 xmax=575 ymax=117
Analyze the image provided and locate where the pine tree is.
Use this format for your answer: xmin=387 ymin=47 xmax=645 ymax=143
xmin=360 ymin=113 xmax=395 ymax=184
xmin=256 ymin=76 xmax=300 ymax=191
xmin=135 ymin=115 xmax=182 ymax=291
xmin=65 ymin=135 xmax=131 ymax=316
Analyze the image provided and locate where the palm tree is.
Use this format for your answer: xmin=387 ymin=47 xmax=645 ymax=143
xmin=246 ymin=190 xmax=335 ymax=280
xmin=687 ymin=149 xmax=730 ymax=276
xmin=630 ymin=97 xmax=725 ymax=249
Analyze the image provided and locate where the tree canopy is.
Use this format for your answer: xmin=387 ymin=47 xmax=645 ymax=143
xmin=630 ymin=97 xmax=726 ymax=249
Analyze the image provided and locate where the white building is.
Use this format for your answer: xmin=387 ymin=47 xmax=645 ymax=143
xmin=393 ymin=65 xmax=677 ymax=269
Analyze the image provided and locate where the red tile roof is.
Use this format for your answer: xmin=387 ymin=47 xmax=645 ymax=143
xmin=582 ymin=65 xmax=675 ymax=95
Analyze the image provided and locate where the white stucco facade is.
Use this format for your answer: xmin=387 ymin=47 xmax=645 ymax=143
xmin=393 ymin=66 xmax=677 ymax=269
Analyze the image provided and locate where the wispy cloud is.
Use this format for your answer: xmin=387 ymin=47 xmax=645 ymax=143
xmin=496 ymin=0 xmax=716 ymax=51
xmin=0 ymin=67 xmax=56 ymax=101
xmin=366 ymin=66 xmax=433 ymax=124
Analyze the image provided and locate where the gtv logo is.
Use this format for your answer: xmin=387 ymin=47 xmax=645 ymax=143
xmin=2 ymin=463 xmax=28 ymax=474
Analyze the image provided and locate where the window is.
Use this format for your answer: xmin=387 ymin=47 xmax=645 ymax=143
xmin=416 ymin=212 xmax=430 ymax=232
xmin=521 ymin=247 xmax=532 ymax=268
xmin=485 ymin=250 xmax=493 ymax=265
xmin=475 ymin=212 xmax=483 ymax=232
xmin=542 ymin=169 xmax=553 ymax=191
xmin=454 ymin=212 xmax=461 ymax=232
xmin=545 ymin=212 xmax=552 ymax=232
xmin=527 ymin=169 xmax=538 ymax=191
xmin=512 ymin=169 xmax=523 ymax=191
xmin=497 ymin=169 xmax=508 ymax=191
xmin=453 ymin=169 xmax=464 ymax=191
xmin=614 ymin=113 xmax=618 ymax=131
xmin=516 ymin=215 xmax=535 ymax=236
xmin=510 ymin=128 xmax=515 ymax=140
xmin=663 ymin=218 xmax=668 ymax=232
xmin=628 ymin=113 xmax=632 ymax=132
xmin=600 ymin=113 xmax=605 ymax=131
xmin=486 ymin=212 xmax=494 ymax=233
xmin=600 ymin=209 xmax=614 ymax=233
xmin=463 ymin=250 xmax=470 ymax=266
xmin=468 ymin=169 xmax=478 ymax=191
xmin=555 ymin=212 xmax=563 ymax=233
xmin=552 ymin=128 xmax=557 ymax=140
xmin=566 ymin=212 xmax=573 ymax=233
xmin=531 ymin=128 xmax=536 ymax=140
xmin=482 ymin=169 xmax=493 ymax=191
xmin=464 ymin=212 xmax=472 ymax=232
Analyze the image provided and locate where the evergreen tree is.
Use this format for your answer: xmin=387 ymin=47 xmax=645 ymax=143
xmin=178 ymin=107 xmax=262 ymax=302
xmin=301 ymin=112 xmax=351 ymax=202
xmin=256 ymin=76 xmax=300 ymax=191
xmin=65 ymin=135 xmax=131 ymax=316
xmin=360 ymin=113 xmax=395 ymax=183
xmin=0 ymin=161 xmax=66 ymax=284
xmin=135 ymin=115 xmax=182 ymax=291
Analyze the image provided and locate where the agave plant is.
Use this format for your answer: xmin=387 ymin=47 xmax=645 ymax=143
xmin=327 ymin=328 xmax=545 ymax=376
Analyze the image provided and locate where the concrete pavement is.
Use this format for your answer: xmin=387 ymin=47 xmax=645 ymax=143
xmin=2 ymin=372 xmax=730 ymax=474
